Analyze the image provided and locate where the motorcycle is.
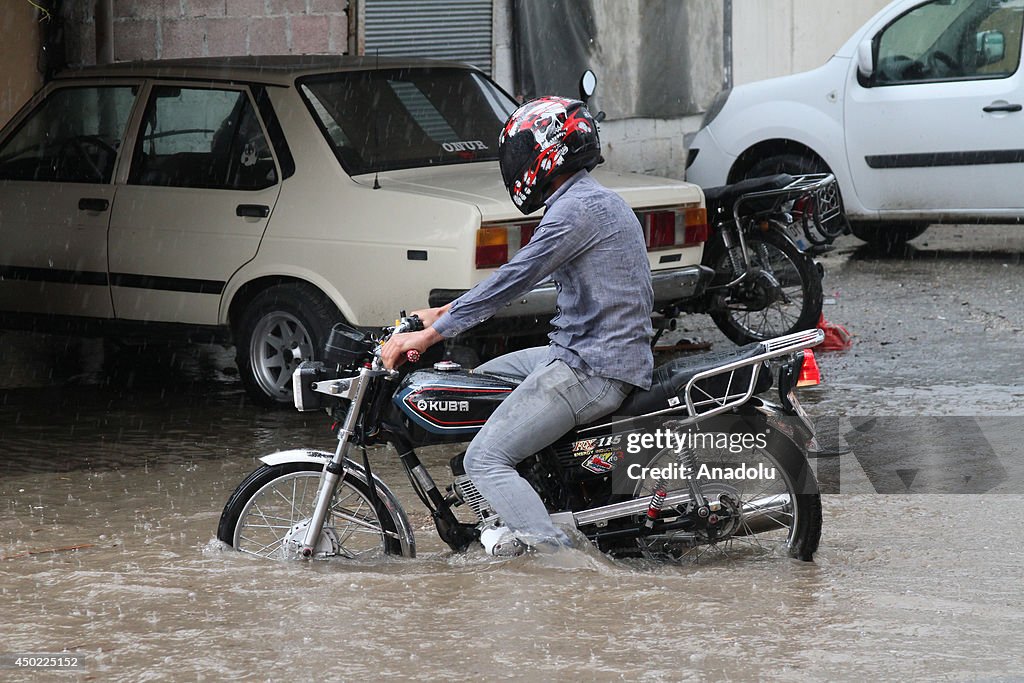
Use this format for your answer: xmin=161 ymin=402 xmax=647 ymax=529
xmin=678 ymin=173 xmax=849 ymax=345
xmin=218 ymin=314 xmax=826 ymax=564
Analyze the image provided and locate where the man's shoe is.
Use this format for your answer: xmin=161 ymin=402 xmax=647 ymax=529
xmin=479 ymin=525 xmax=527 ymax=557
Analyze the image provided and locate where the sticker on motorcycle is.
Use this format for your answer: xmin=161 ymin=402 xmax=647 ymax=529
xmin=582 ymin=451 xmax=621 ymax=474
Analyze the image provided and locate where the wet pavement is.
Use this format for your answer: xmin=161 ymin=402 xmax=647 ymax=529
xmin=1 ymin=224 xmax=1023 ymax=681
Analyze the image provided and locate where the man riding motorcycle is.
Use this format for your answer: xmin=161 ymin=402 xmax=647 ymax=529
xmin=382 ymin=96 xmax=654 ymax=555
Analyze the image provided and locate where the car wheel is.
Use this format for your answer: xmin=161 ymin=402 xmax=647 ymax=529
xmin=742 ymin=152 xmax=826 ymax=180
xmin=235 ymin=283 xmax=340 ymax=407
xmin=849 ymin=222 xmax=929 ymax=251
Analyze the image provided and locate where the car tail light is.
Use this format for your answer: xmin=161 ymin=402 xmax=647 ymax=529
xmin=640 ymin=206 xmax=708 ymax=251
xmin=475 ymin=221 xmax=541 ymax=269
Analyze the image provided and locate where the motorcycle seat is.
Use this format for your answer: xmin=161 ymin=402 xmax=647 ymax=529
xmin=702 ymin=173 xmax=793 ymax=216
xmin=615 ymin=343 xmax=772 ymax=418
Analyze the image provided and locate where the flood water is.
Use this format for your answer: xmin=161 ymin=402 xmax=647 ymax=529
xmin=2 ymin=226 xmax=1023 ymax=680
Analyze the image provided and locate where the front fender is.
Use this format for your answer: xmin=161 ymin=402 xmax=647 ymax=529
xmin=259 ymin=449 xmax=417 ymax=557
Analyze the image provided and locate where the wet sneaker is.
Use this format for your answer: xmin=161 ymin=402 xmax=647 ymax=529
xmin=478 ymin=526 xmax=527 ymax=557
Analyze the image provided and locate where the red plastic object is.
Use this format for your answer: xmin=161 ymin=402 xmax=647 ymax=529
xmin=798 ymin=349 xmax=821 ymax=387
xmin=406 ymin=349 xmax=421 ymax=363
xmin=817 ymin=314 xmax=852 ymax=351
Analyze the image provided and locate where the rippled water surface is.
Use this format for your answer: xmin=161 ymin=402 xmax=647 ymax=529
xmin=2 ymin=227 xmax=1024 ymax=680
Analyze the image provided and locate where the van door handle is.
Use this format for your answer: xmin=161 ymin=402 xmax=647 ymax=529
xmin=236 ymin=204 xmax=270 ymax=218
xmin=983 ymin=103 xmax=1022 ymax=113
xmin=78 ymin=197 xmax=110 ymax=212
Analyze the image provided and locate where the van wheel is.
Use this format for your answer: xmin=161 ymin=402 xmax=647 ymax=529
xmin=235 ymin=283 xmax=340 ymax=407
xmin=742 ymin=152 xmax=825 ymax=180
xmin=850 ymin=222 xmax=929 ymax=251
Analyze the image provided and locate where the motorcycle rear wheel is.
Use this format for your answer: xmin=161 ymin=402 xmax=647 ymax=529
xmin=706 ymin=228 xmax=823 ymax=344
xmin=217 ymin=462 xmax=413 ymax=560
xmin=632 ymin=419 xmax=821 ymax=563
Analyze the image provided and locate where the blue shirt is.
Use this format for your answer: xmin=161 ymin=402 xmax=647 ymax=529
xmin=432 ymin=170 xmax=655 ymax=389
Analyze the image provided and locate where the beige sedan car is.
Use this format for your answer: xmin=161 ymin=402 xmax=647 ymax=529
xmin=0 ymin=56 xmax=709 ymax=405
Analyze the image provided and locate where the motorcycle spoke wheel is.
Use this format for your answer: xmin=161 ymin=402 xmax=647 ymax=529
xmin=225 ymin=465 xmax=392 ymax=560
xmin=708 ymin=229 xmax=822 ymax=344
xmin=632 ymin=422 xmax=820 ymax=564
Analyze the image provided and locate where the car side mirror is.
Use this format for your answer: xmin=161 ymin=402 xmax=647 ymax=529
xmin=976 ymin=30 xmax=1005 ymax=66
xmin=857 ymin=38 xmax=875 ymax=81
xmin=579 ymin=70 xmax=597 ymax=103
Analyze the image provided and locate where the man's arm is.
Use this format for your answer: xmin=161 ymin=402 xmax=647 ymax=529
xmin=432 ymin=208 xmax=599 ymax=338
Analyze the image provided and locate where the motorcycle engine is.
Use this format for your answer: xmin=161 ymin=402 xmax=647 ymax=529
xmin=451 ymin=475 xmax=493 ymax=522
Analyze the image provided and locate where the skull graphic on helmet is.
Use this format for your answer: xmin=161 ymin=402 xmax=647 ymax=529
xmin=498 ymin=96 xmax=602 ymax=215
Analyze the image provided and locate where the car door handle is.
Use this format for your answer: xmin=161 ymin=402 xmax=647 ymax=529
xmin=983 ymin=103 xmax=1022 ymax=113
xmin=236 ymin=204 xmax=270 ymax=218
xmin=78 ymin=197 xmax=110 ymax=212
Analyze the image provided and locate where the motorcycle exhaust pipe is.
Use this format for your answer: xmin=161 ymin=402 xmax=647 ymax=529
xmin=564 ymin=491 xmax=792 ymax=534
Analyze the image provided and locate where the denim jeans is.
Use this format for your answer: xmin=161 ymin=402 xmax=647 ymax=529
xmin=464 ymin=347 xmax=629 ymax=546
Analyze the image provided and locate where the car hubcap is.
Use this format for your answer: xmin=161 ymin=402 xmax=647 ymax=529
xmin=249 ymin=311 xmax=313 ymax=399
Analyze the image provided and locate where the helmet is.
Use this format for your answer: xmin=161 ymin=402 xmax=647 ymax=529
xmin=498 ymin=96 xmax=602 ymax=215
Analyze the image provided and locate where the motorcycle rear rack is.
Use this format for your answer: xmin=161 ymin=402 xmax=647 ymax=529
xmin=732 ymin=173 xmax=847 ymax=246
xmin=583 ymin=328 xmax=825 ymax=433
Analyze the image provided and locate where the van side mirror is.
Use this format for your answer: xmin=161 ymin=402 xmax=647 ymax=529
xmin=976 ymin=30 xmax=1005 ymax=66
xmin=857 ymin=39 xmax=875 ymax=81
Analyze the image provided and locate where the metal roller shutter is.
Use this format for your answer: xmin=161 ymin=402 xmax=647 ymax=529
xmin=364 ymin=0 xmax=494 ymax=74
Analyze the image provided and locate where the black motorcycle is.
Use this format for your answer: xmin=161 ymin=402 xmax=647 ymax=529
xmin=218 ymin=316 xmax=825 ymax=564
xmin=680 ymin=173 xmax=848 ymax=344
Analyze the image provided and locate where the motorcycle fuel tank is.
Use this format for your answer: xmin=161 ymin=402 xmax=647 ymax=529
xmin=394 ymin=369 xmax=518 ymax=438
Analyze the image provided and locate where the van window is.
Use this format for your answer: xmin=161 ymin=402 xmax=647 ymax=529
xmin=875 ymin=0 xmax=1024 ymax=84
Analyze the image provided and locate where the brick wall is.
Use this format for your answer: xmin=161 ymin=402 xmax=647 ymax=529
xmin=64 ymin=0 xmax=349 ymax=66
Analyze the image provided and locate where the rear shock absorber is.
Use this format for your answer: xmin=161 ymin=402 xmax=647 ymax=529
xmin=644 ymin=480 xmax=668 ymax=530
xmin=677 ymin=435 xmax=709 ymax=511
xmin=721 ymin=227 xmax=746 ymax=276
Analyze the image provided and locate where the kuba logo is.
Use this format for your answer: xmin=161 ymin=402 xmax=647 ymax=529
xmin=416 ymin=400 xmax=470 ymax=413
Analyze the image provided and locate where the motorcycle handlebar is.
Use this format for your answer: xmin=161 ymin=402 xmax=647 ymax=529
xmin=372 ymin=314 xmax=425 ymax=370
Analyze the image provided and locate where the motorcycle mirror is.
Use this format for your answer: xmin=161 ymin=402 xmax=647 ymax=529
xmin=579 ymin=69 xmax=597 ymax=103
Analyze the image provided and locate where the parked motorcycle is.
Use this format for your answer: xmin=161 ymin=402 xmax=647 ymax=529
xmin=679 ymin=173 xmax=848 ymax=344
xmin=218 ymin=314 xmax=826 ymax=564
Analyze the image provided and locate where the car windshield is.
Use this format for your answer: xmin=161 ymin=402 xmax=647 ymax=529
xmin=299 ymin=67 xmax=518 ymax=175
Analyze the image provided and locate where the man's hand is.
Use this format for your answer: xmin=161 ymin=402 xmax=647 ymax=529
xmin=410 ymin=304 xmax=450 ymax=329
xmin=381 ymin=328 xmax=443 ymax=370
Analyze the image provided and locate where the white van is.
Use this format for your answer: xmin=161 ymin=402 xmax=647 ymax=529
xmin=686 ymin=0 xmax=1024 ymax=247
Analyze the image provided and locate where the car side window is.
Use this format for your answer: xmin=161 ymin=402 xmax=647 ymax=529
xmin=129 ymin=86 xmax=277 ymax=190
xmin=875 ymin=0 xmax=1024 ymax=85
xmin=0 ymin=85 xmax=136 ymax=183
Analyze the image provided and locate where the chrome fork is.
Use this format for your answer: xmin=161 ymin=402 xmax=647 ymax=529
xmin=299 ymin=364 xmax=376 ymax=557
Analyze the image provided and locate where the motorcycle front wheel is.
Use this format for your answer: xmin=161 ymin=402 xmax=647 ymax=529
xmin=217 ymin=462 xmax=414 ymax=560
xmin=705 ymin=228 xmax=823 ymax=344
xmin=632 ymin=417 xmax=822 ymax=563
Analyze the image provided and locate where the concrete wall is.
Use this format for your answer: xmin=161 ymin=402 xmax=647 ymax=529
xmin=0 ymin=3 xmax=44 ymax=127
xmin=732 ymin=0 xmax=892 ymax=85
xmin=64 ymin=0 xmax=350 ymax=66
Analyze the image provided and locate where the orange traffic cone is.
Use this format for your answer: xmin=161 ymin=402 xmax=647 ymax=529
xmin=798 ymin=349 xmax=821 ymax=386
xmin=817 ymin=313 xmax=852 ymax=351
